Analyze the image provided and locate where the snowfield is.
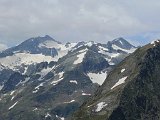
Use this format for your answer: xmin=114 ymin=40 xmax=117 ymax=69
xmin=0 ymin=53 xmax=54 ymax=70
xmin=88 ymin=72 xmax=107 ymax=85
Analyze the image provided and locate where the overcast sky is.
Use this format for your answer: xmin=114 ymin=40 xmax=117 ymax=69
xmin=0 ymin=0 xmax=160 ymax=48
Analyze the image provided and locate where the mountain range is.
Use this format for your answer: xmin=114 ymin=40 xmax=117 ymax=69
xmin=0 ymin=35 xmax=136 ymax=120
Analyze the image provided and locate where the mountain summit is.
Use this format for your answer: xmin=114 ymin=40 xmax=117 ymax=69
xmin=0 ymin=35 xmax=61 ymax=57
xmin=106 ymin=37 xmax=136 ymax=54
xmin=111 ymin=37 xmax=135 ymax=50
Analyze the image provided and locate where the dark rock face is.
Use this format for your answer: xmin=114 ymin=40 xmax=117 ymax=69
xmin=109 ymin=107 xmax=126 ymax=120
xmin=72 ymin=42 xmax=160 ymax=120
xmin=0 ymin=68 xmax=15 ymax=84
xmin=114 ymin=45 xmax=160 ymax=120
xmin=81 ymin=51 xmax=109 ymax=73
xmin=1 ymin=72 xmax=26 ymax=93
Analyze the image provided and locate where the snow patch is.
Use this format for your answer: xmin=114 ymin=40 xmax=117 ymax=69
xmin=95 ymin=102 xmax=107 ymax=112
xmin=33 ymin=82 xmax=44 ymax=93
xmin=51 ymin=78 xmax=63 ymax=85
xmin=73 ymin=49 xmax=88 ymax=64
xmin=110 ymin=52 xmax=120 ymax=58
xmin=82 ymin=93 xmax=91 ymax=96
xmin=32 ymin=90 xmax=38 ymax=93
xmin=16 ymin=77 xmax=30 ymax=86
xmin=58 ymin=71 xmax=64 ymax=78
xmin=10 ymin=91 xmax=15 ymax=95
xmin=111 ymin=76 xmax=128 ymax=89
xmin=45 ymin=113 xmax=51 ymax=118
xmin=121 ymin=69 xmax=125 ymax=73
xmin=33 ymin=108 xmax=38 ymax=111
xmin=51 ymin=71 xmax=64 ymax=85
xmin=56 ymin=115 xmax=65 ymax=120
xmin=78 ymin=48 xmax=88 ymax=53
xmin=22 ymin=66 xmax=28 ymax=75
xmin=64 ymin=100 xmax=75 ymax=103
xmin=87 ymin=105 xmax=93 ymax=108
xmin=9 ymin=101 xmax=18 ymax=110
xmin=98 ymin=46 xmax=109 ymax=55
xmin=109 ymin=62 xmax=115 ymax=65
xmin=98 ymin=46 xmax=109 ymax=51
xmin=11 ymin=96 xmax=15 ymax=101
xmin=60 ymin=117 xmax=65 ymax=120
xmin=88 ymin=72 xmax=107 ymax=85
xmin=119 ymin=40 xmax=123 ymax=45
xmin=69 ymin=80 xmax=78 ymax=84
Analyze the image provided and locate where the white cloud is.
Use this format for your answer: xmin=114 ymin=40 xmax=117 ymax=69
xmin=0 ymin=0 xmax=159 ymax=46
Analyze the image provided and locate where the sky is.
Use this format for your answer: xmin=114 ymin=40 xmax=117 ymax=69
xmin=0 ymin=0 xmax=160 ymax=48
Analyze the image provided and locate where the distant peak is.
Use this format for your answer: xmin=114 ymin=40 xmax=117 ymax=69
xmin=35 ymin=35 xmax=54 ymax=40
xmin=44 ymin=35 xmax=54 ymax=40
xmin=26 ymin=35 xmax=61 ymax=44
xmin=108 ymin=37 xmax=136 ymax=50
xmin=112 ymin=37 xmax=127 ymax=42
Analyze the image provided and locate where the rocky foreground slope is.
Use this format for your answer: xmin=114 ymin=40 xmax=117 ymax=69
xmin=72 ymin=40 xmax=160 ymax=120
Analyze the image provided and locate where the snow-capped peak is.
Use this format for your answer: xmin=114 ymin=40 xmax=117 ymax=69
xmin=110 ymin=37 xmax=136 ymax=50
